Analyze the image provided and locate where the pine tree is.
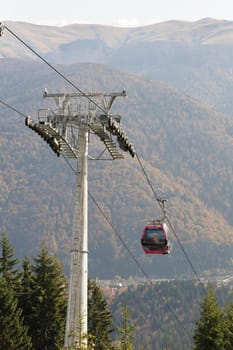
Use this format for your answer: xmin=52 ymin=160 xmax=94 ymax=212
xmin=115 ymin=298 xmax=135 ymax=350
xmin=17 ymin=257 xmax=35 ymax=332
xmin=193 ymin=286 xmax=225 ymax=350
xmin=223 ymin=303 xmax=233 ymax=350
xmin=29 ymin=243 xmax=67 ymax=350
xmin=0 ymin=275 xmax=32 ymax=349
xmin=0 ymin=232 xmax=20 ymax=287
xmin=88 ymin=279 xmax=114 ymax=350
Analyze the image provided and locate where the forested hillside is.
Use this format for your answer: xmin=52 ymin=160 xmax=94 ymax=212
xmin=1 ymin=19 xmax=233 ymax=279
xmin=109 ymin=280 xmax=233 ymax=350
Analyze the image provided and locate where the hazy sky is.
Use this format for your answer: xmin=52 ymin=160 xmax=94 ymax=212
xmin=2 ymin=0 xmax=233 ymax=27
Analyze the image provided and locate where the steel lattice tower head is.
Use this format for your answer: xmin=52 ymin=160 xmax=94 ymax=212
xmin=25 ymin=90 xmax=135 ymax=349
xmin=25 ymin=90 xmax=135 ymax=160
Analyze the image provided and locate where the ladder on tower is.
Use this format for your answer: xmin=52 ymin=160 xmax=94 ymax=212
xmin=89 ymin=124 xmax=124 ymax=159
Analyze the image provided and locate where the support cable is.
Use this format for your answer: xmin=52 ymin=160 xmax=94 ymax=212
xmin=0 ymin=98 xmax=27 ymax=117
xmin=2 ymin=24 xmax=108 ymax=114
xmin=0 ymin=24 xmax=209 ymax=338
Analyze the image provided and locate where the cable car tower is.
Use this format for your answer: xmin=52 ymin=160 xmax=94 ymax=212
xmin=25 ymin=89 xmax=135 ymax=349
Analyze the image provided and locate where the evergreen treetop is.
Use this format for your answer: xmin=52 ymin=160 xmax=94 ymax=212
xmin=88 ymin=279 xmax=114 ymax=350
xmin=0 ymin=275 xmax=32 ymax=350
xmin=193 ymin=286 xmax=225 ymax=350
xmin=0 ymin=232 xmax=20 ymax=287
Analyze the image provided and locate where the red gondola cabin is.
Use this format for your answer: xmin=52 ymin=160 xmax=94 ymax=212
xmin=141 ymin=220 xmax=171 ymax=255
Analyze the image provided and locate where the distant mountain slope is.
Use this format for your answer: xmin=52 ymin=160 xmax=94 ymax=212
xmin=2 ymin=18 xmax=233 ymax=117
xmin=0 ymin=59 xmax=233 ymax=278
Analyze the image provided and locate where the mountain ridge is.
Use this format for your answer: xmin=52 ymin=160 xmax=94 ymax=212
xmin=3 ymin=18 xmax=233 ymax=59
xmin=3 ymin=19 xmax=233 ymax=118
